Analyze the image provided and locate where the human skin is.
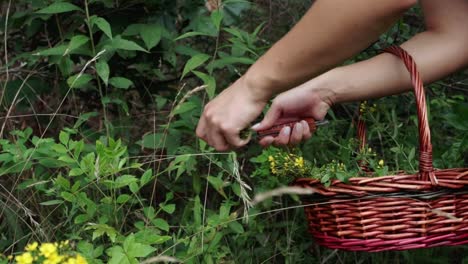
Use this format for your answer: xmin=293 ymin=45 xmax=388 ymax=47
xmin=254 ymin=0 xmax=468 ymax=147
xmin=196 ymin=0 xmax=435 ymax=151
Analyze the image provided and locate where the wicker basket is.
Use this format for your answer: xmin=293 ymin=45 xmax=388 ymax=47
xmin=293 ymin=46 xmax=468 ymax=252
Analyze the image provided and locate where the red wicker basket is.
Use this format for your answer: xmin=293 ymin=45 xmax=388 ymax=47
xmin=293 ymin=46 xmax=468 ymax=252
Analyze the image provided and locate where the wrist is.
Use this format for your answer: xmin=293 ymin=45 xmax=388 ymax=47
xmin=243 ymin=66 xmax=279 ymax=102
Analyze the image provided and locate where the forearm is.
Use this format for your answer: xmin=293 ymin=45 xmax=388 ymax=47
xmin=318 ymin=0 xmax=468 ymax=104
xmin=328 ymin=34 xmax=468 ymax=103
xmin=244 ymin=0 xmax=416 ymax=101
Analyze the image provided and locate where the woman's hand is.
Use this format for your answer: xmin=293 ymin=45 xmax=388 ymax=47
xmin=252 ymin=75 xmax=335 ymax=147
xmin=196 ymin=76 xmax=268 ymax=151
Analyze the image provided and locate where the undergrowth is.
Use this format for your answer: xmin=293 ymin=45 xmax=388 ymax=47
xmin=0 ymin=1 xmax=467 ymax=263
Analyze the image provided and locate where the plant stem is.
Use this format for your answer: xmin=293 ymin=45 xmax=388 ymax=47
xmin=84 ymin=0 xmax=111 ymax=138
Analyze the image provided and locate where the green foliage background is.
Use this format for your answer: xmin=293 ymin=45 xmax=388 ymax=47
xmin=0 ymin=0 xmax=467 ymax=263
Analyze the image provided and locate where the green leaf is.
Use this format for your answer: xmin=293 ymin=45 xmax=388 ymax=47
xmin=211 ymin=10 xmax=224 ymax=31
xmin=181 ymin=54 xmax=210 ymax=79
xmin=61 ymin=192 xmax=75 ymax=202
xmin=139 ymin=133 xmax=163 ymax=149
xmin=65 ymin=35 xmax=89 ymax=55
xmin=171 ymin=101 xmax=197 ymax=116
xmin=112 ymin=175 xmax=138 ymax=189
xmin=58 ymin=155 xmax=75 ymax=164
xmin=160 ymin=204 xmax=175 ymax=214
xmin=40 ymin=200 xmax=64 ymax=206
xmin=96 ymin=61 xmax=110 ymax=86
xmin=175 ymin=31 xmax=215 ymax=41
xmin=140 ymin=169 xmax=153 ymax=187
xmin=75 ymin=214 xmax=89 ymax=224
xmin=67 ymin=74 xmax=94 ymax=89
xmin=228 ymin=221 xmax=244 ymax=234
xmin=193 ymin=71 xmax=216 ymax=99
xmin=52 ymin=144 xmax=68 ymax=154
xmin=36 ymin=2 xmax=83 ymax=14
xmin=90 ymin=16 xmax=112 ymax=39
xmin=116 ymin=194 xmax=131 ymax=204
xmin=111 ymin=36 xmax=147 ymax=52
xmin=69 ymin=168 xmax=84 ymax=177
xmin=33 ymin=45 xmax=67 ymax=56
xmin=153 ymin=218 xmax=169 ymax=232
xmin=209 ymin=56 xmax=254 ymax=70
xmin=109 ymin=77 xmax=134 ymax=89
xmin=59 ymin=131 xmax=70 ymax=145
xmin=140 ymin=24 xmax=162 ymax=50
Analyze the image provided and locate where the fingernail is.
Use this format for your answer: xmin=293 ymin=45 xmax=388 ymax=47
xmin=295 ymin=122 xmax=303 ymax=132
xmin=251 ymin=123 xmax=261 ymax=130
xmin=282 ymin=126 xmax=291 ymax=136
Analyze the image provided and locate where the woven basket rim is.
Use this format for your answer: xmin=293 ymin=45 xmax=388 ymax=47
xmin=293 ymin=168 xmax=468 ymax=197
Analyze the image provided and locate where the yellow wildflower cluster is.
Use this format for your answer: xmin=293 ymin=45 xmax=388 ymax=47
xmin=359 ymin=101 xmax=377 ymax=114
xmin=268 ymin=152 xmax=311 ymax=178
xmin=3 ymin=241 xmax=88 ymax=264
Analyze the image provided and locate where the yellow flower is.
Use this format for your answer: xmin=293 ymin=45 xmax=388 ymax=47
xmin=268 ymin=155 xmax=273 ymax=162
xmin=43 ymin=253 xmax=63 ymax=264
xmin=15 ymin=252 xmax=33 ymax=264
xmin=367 ymin=147 xmax=372 ymax=153
xmin=25 ymin=242 xmax=38 ymax=251
xmin=39 ymin=243 xmax=57 ymax=258
xmin=7 ymin=255 xmax=13 ymax=260
xmin=378 ymin=159 xmax=384 ymax=167
xmin=76 ymin=254 xmax=88 ymax=264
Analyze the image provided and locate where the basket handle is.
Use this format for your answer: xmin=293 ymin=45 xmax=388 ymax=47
xmin=359 ymin=46 xmax=437 ymax=184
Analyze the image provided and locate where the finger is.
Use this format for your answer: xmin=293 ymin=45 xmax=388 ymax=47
xmin=209 ymin=130 xmax=230 ymax=151
xmin=222 ymin=126 xmax=248 ymax=148
xmin=289 ymin=122 xmax=303 ymax=145
xmin=252 ymin=101 xmax=282 ymax=131
xmin=274 ymin=126 xmax=291 ymax=146
xmin=301 ymin=120 xmax=312 ymax=140
xmin=196 ymin=116 xmax=208 ymax=142
xmin=259 ymin=136 xmax=275 ymax=147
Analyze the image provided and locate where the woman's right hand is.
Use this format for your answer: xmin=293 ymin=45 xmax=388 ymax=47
xmin=252 ymin=75 xmax=335 ymax=147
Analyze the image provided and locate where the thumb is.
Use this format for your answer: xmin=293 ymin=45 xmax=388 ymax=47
xmin=252 ymin=103 xmax=281 ymax=131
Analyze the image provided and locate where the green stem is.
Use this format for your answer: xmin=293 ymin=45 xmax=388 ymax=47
xmin=84 ymin=0 xmax=111 ymax=138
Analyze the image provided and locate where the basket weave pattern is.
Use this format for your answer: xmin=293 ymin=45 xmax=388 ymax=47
xmin=293 ymin=46 xmax=468 ymax=252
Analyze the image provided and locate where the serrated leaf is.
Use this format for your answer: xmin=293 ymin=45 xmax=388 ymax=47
xmin=65 ymin=35 xmax=89 ymax=55
xmin=91 ymin=16 xmax=112 ymax=39
xmin=140 ymin=24 xmax=162 ymax=50
xmin=109 ymin=77 xmax=133 ymax=89
xmin=111 ymin=36 xmax=147 ymax=52
xmin=181 ymin=54 xmax=210 ymax=79
xmin=36 ymin=2 xmax=83 ymax=14
xmin=96 ymin=61 xmax=110 ymax=86
xmin=67 ymin=74 xmax=94 ymax=89
xmin=193 ymin=71 xmax=216 ymax=99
